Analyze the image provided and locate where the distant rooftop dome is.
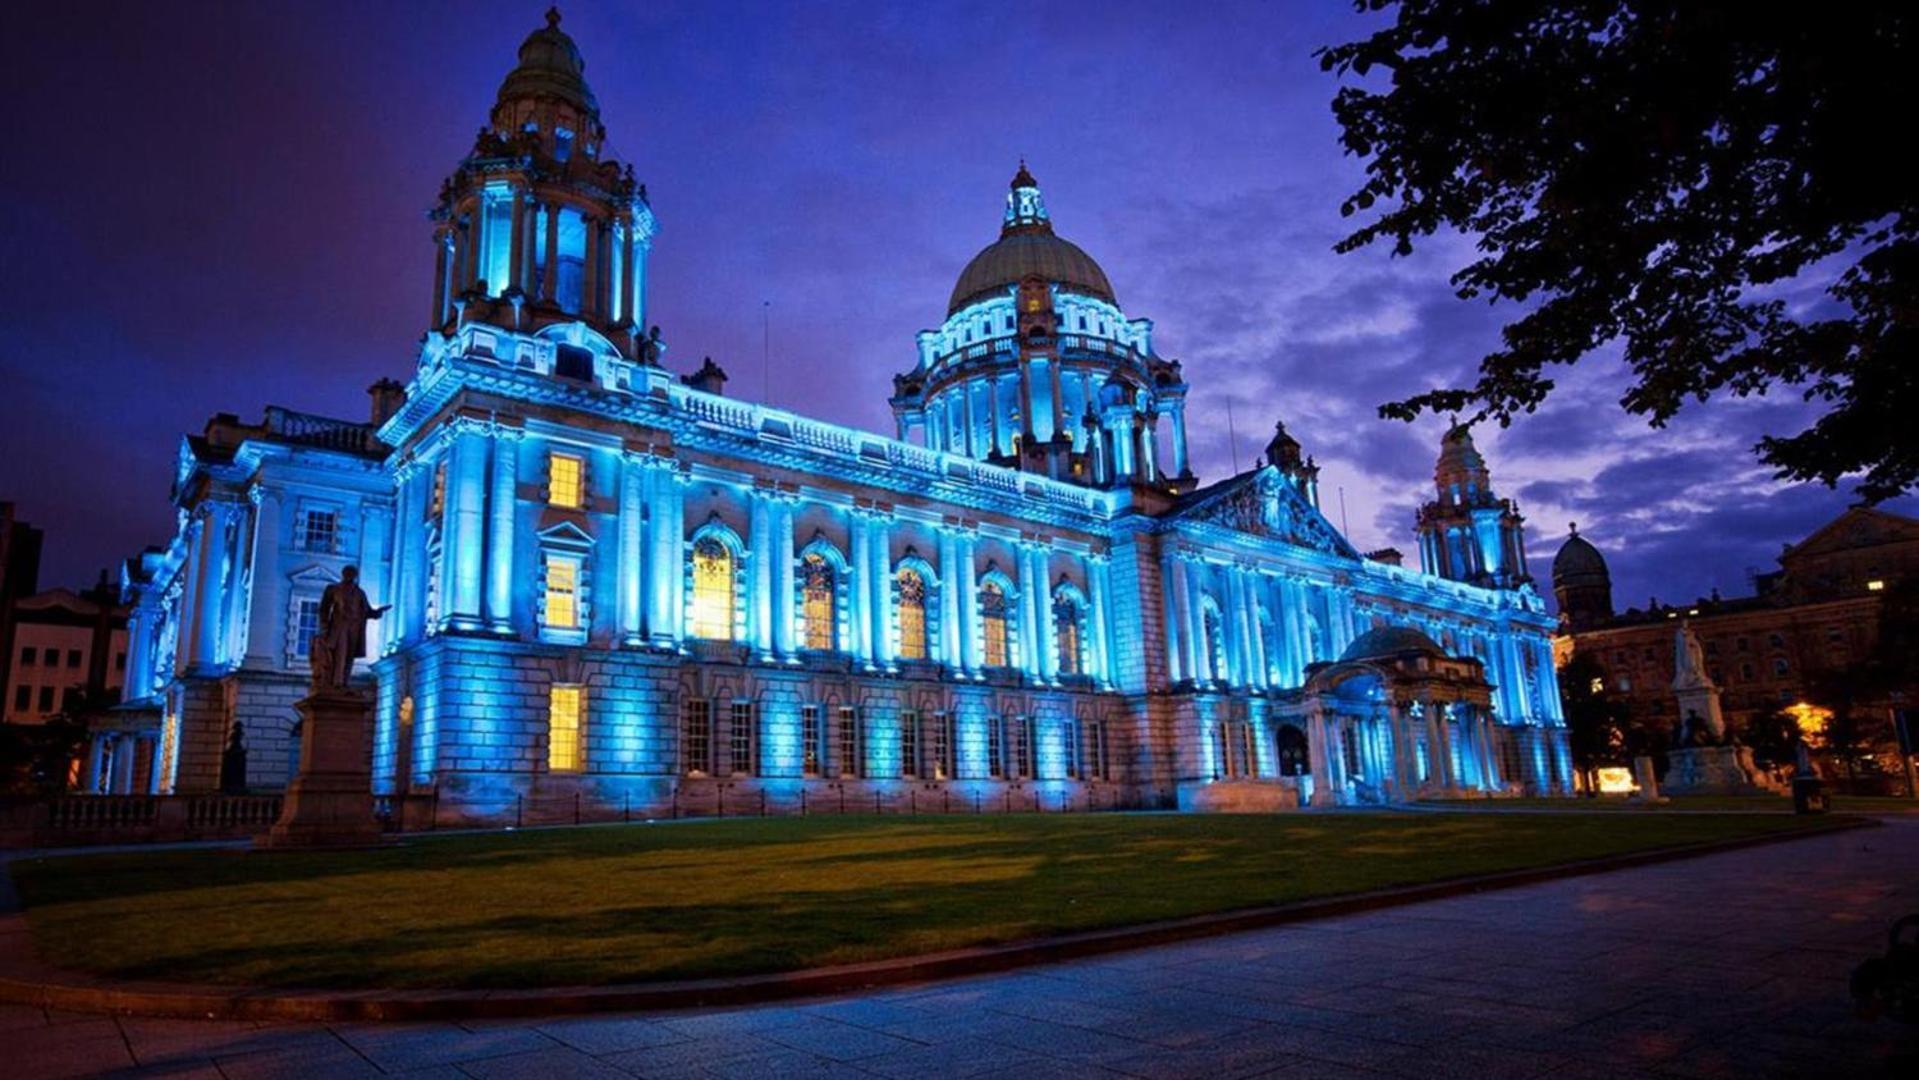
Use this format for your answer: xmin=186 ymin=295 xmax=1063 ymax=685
xmin=1552 ymin=524 xmax=1611 ymax=588
xmin=948 ymin=164 xmax=1116 ymax=315
xmin=1340 ymin=625 xmax=1446 ymax=663
xmin=495 ymin=8 xmax=599 ymax=120
xmin=1436 ymin=423 xmax=1487 ymax=481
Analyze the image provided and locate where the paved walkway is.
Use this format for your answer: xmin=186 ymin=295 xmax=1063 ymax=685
xmin=8 ymin=820 xmax=1916 ymax=1079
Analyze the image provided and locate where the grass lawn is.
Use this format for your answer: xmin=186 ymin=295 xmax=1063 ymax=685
xmin=9 ymin=811 xmax=1839 ymax=991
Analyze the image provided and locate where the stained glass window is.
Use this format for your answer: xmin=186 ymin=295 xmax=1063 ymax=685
xmin=1053 ymin=593 xmax=1084 ymax=675
xmin=690 ymin=537 xmax=734 ymax=640
xmin=981 ymin=581 xmax=1009 ymax=668
xmin=802 ymin=553 xmax=835 ymax=651
xmin=897 ymin=569 xmax=928 ymax=660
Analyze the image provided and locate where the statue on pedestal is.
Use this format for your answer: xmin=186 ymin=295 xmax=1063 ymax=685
xmin=1663 ymin=620 xmax=1782 ymax=796
xmin=308 ymin=566 xmax=387 ymax=693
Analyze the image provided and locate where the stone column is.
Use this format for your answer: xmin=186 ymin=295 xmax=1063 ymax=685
xmin=541 ymin=203 xmax=560 ymax=303
xmin=774 ymin=495 xmax=797 ymax=658
xmin=960 ymin=530 xmax=981 ymax=675
xmin=1164 ymin=551 xmax=1191 ymax=684
xmin=445 ymin=425 xmax=489 ymax=630
xmin=1307 ymin=708 xmax=1336 ymax=806
xmin=962 ymin=379 xmax=978 ymax=457
xmin=619 ymin=217 xmax=638 ymax=324
xmin=240 ymin=488 xmax=285 ymax=666
xmin=1047 ymin=359 xmax=1065 ymax=440
xmin=1185 ymin=559 xmax=1212 ymax=685
xmin=870 ymin=512 xmax=894 ymax=669
xmin=1087 ymin=552 xmax=1112 ymax=686
xmin=645 ymin=464 xmax=687 ymax=647
xmin=111 ymin=733 xmax=135 ymax=794
xmin=618 ymin=452 xmax=645 ymax=645
xmin=850 ymin=513 xmax=873 ymax=666
xmin=1018 ymin=359 xmax=1036 ymax=443
xmin=391 ymin=463 xmax=425 ymax=647
xmin=360 ymin=496 xmax=392 ymax=659
xmin=506 ymin=188 xmax=527 ymax=295
xmin=582 ymin=215 xmax=601 ymax=318
xmin=188 ymin=506 xmax=225 ymax=670
xmin=938 ymin=528 xmax=961 ymax=668
xmin=749 ymin=490 xmax=774 ymax=659
xmin=1033 ymin=546 xmax=1057 ymax=683
xmin=123 ymin=599 xmax=157 ymax=704
xmin=85 ymin=734 xmax=108 ymax=794
xmin=485 ymin=427 xmax=519 ymax=633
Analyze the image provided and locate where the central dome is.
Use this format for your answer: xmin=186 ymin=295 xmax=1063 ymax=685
xmin=947 ymin=165 xmax=1116 ymax=315
xmin=495 ymin=8 xmax=599 ymax=120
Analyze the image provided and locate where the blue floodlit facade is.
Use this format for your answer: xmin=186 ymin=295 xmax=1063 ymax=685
xmin=91 ymin=12 xmax=1571 ymax=817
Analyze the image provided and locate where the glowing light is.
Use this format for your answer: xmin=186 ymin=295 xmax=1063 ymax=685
xmin=543 ymin=554 xmax=581 ymax=629
xmin=1785 ymin=701 xmax=1832 ymax=747
xmin=1867 ymin=579 xmax=1886 ymax=592
xmin=548 ymin=685 xmax=582 ymax=771
xmin=689 ymin=537 xmax=734 ymax=640
xmin=548 ymin=451 xmax=584 ymax=508
xmin=1595 ymin=766 xmax=1635 ymax=794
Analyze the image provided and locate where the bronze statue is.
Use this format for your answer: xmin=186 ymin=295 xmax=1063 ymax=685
xmin=309 ymin=566 xmax=388 ymax=692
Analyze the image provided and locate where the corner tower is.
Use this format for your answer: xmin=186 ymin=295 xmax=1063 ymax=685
xmin=427 ymin=8 xmax=658 ymax=360
xmin=892 ymin=165 xmax=1194 ymax=491
xmin=1414 ymin=424 xmax=1529 ymax=588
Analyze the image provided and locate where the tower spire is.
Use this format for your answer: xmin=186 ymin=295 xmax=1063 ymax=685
xmin=1003 ymin=161 xmax=1051 ymax=235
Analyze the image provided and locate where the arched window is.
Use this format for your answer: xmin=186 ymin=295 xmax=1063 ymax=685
xmin=689 ymin=536 xmax=735 ymax=640
xmin=897 ymin=568 xmax=928 ymax=660
xmin=981 ymin=581 xmax=1010 ymax=668
xmin=801 ymin=552 xmax=836 ymax=651
xmin=1053 ymin=590 xmax=1086 ymax=675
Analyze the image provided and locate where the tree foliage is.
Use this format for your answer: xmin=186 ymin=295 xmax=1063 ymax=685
xmin=1320 ymin=2 xmax=1918 ymax=499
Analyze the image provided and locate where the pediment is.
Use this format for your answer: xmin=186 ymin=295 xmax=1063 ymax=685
xmin=1175 ymin=467 xmax=1359 ymax=559
xmin=536 ymin=519 xmax=597 ymax=549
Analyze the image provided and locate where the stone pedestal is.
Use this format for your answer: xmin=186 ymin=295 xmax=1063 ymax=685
xmin=1629 ymin=754 xmax=1665 ymax=802
xmin=255 ymin=689 xmax=383 ymax=851
xmin=1663 ymin=744 xmax=1780 ymax=797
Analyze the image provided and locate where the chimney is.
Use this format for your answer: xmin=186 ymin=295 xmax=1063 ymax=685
xmin=368 ymin=378 xmax=407 ymax=426
xmin=683 ymin=357 xmax=729 ymax=396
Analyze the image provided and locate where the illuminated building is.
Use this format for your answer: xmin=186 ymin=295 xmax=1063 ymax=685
xmin=103 ymin=11 xmax=1570 ymax=817
xmin=1552 ymin=507 xmax=1919 ymax=774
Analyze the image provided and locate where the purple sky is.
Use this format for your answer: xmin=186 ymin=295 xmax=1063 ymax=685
xmin=3 ymin=0 xmax=1908 ymax=611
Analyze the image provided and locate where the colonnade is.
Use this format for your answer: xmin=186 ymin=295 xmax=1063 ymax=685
xmin=1162 ymin=554 xmax=1357 ymax=690
xmin=431 ymin=186 xmax=652 ymax=334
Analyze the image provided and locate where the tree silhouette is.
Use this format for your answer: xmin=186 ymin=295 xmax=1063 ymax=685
xmin=1320 ymin=2 xmax=1918 ymax=499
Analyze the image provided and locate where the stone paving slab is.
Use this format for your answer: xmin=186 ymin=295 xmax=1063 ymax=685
xmin=5 ymin=818 xmax=1918 ymax=1077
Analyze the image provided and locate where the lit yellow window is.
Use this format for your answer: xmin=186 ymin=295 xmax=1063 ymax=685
xmin=690 ymin=537 xmax=734 ymax=640
xmin=898 ymin=569 xmax=927 ymax=660
xmin=981 ymin=581 xmax=1009 ymax=668
xmin=544 ymin=555 xmax=580 ymax=629
xmin=1867 ymin=579 xmax=1886 ymax=592
xmin=802 ymin=553 xmax=836 ymax=650
xmin=549 ymin=685 xmax=583 ymax=771
xmin=549 ymin=452 xmax=584 ymax=508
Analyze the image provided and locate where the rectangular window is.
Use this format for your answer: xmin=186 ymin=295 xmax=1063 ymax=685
xmin=931 ymin=712 xmax=952 ymax=780
xmin=1064 ymin=718 xmax=1081 ymax=779
xmin=12 ymin=685 xmax=28 ymax=711
xmin=66 ymin=649 xmax=82 ymax=669
xmin=544 ymin=554 xmax=581 ymax=629
xmin=837 ymin=706 xmax=861 ymax=778
xmin=681 ymin=699 xmax=712 ymax=776
xmin=1012 ymin=717 xmax=1032 ymax=779
xmin=548 ymin=451 xmax=585 ymax=509
xmin=801 ymin=705 xmax=821 ymax=778
xmin=19 ymin=647 xmax=35 ymax=666
xmin=548 ymin=685 xmax=583 ymax=772
xmin=429 ymin=460 xmax=448 ymax=519
xmin=729 ymin=701 xmax=754 ymax=776
xmin=297 ymin=507 xmax=340 ymax=553
xmin=37 ymin=687 xmax=54 ymax=712
xmin=1341 ymin=725 xmax=1361 ymax=779
xmin=295 ymin=598 xmax=322 ymax=658
xmin=988 ymin=716 xmax=1005 ymax=778
xmin=1092 ymin=720 xmax=1110 ymax=781
xmin=901 ymin=711 xmax=919 ymax=778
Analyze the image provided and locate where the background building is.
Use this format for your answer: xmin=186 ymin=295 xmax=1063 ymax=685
xmin=107 ymin=12 xmax=1572 ymax=819
xmin=1553 ymin=507 xmax=1919 ymax=783
xmin=0 ymin=501 xmax=46 ymax=715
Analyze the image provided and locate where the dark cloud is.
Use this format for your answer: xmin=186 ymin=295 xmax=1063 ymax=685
xmin=0 ymin=0 xmax=1906 ymax=607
